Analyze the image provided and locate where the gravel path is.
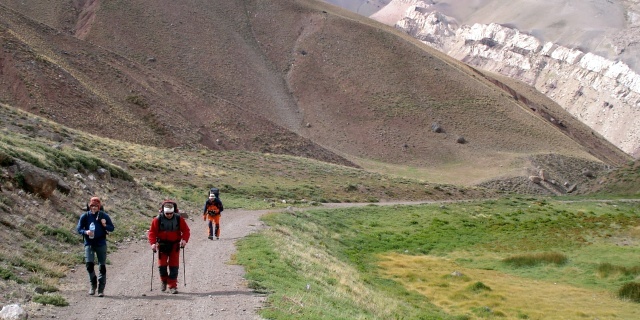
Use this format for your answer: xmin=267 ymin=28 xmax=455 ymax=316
xmin=29 ymin=209 xmax=270 ymax=320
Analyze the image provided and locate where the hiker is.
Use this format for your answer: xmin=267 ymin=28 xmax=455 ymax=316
xmin=202 ymin=188 xmax=224 ymax=240
xmin=148 ymin=199 xmax=190 ymax=294
xmin=76 ymin=196 xmax=115 ymax=297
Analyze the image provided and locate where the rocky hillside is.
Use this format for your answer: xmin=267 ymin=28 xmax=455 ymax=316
xmin=371 ymin=0 xmax=640 ymax=158
xmin=0 ymin=0 xmax=632 ymax=188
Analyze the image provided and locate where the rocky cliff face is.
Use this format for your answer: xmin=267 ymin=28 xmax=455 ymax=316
xmin=386 ymin=0 xmax=640 ymax=158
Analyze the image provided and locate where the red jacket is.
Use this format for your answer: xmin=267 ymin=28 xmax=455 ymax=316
xmin=148 ymin=214 xmax=190 ymax=244
xmin=148 ymin=200 xmax=191 ymax=246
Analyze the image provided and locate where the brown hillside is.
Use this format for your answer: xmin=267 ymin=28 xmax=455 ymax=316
xmin=0 ymin=3 xmax=355 ymax=167
xmin=0 ymin=0 xmax=632 ymax=186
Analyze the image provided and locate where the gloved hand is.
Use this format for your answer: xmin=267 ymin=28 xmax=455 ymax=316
xmin=151 ymin=243 xmax=158 ymax=252
xmin=180 ymin=240 xmax=187 ymax=248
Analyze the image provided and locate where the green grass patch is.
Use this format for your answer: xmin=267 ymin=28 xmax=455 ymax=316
xmin=36 ymin=224 xmax=79 ymax=244
xmin=0 ymin=266 xmax=22 ymax=283
xmin=33 ymin=294 xmax=68 ymax=306
xmin=503 ymin=252 xmax=568 ymax=267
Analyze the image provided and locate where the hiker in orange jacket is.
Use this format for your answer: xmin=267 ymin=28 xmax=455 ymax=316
xmin=148 ymin=200 xmax=190 ymax=294
xmin=202 ymin=188 xmax=224 ymax=240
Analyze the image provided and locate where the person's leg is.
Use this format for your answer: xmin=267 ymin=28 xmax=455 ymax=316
xmin=84 ymin=246 xmax=97 ymax=295
xmin=208 ymin=220 xmax=213 ymax=239
xmin=167 ymin=246 xmax=181 ymax=292
xmin=213 ymin=215 xmax=221 ymax=239
xmin=95 ymin=245 xmax=108 ymax=296
xmin=158 ymin=252 xmax=169 ymax=291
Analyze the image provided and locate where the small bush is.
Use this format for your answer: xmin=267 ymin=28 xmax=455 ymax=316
xmin=33 ymin=294 xmax=68 ymax=306
xmin=618 ymin=282 xmax=640 ymax=303
xmin=597 ymin=262 xmax=640 ymax=278
xmin=503 ymin=252 xmax=568 ymax=267
xmin=467 ymin=281 xmax=492 ymax=292
xmin=28 ymin=277 xmax=59 ymax=292
xmin=0 ymin=266 xmax=23 ymax=283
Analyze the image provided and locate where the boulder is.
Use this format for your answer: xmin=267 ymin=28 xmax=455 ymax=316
xmin=96 ymin=168 xmax=111 ymax=180
xmin=15 ymin=160 xmax=58 ymax=199
xmin=0 ymin=304 xmax=27 ymax=320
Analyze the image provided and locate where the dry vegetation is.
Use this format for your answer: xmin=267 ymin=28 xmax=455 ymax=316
xmin=379 ymin=253 xmax=640 ymax=319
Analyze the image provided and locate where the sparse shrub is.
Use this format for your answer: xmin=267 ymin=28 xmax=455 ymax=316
xmin=345 ymin=184 xmax=358 ymax=192
xmin=467 ymin=281 xmax=491 ymax=292
xmin=503 ymin=252 xmax=568 ymax=267
xmin=125 ymin=95 xmax=148 ymax=108
xmin=618 ymin=282 xmax=640 ymax=303
xmin=0 ymin=266 xmax=22 ymax=283
xmin=28 ymin=277 xmax=59 ymax=292
xmin=599 ymin=263 xmax=640 ymax=278
xmin=0 ymin=150 xmax=14 ymax=166
xmin=14 ymin=172 xmax=25 ymax=189
xmin=442 ymin=273 xmax=471 ymax=282
xmin=33 ymin=294 xmax=68 ymax=306
xmin=36 ymin=224 xmax=79 ymax=244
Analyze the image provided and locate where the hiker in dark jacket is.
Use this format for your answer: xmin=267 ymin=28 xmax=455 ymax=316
xmin=202 ymin=188 xmax=224 ymax=240
xmin=76 ymin=196 xmax=115 ymax=297
xmin=148 ymin=199 xmax=190 ymax=294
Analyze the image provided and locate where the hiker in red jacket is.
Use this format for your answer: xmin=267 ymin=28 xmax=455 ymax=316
xmin=148 ymin=200 xmax=190 ymax=294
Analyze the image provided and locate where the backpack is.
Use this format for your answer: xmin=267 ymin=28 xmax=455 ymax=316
xmin=206 ymin=199 xmax=222 ymax=216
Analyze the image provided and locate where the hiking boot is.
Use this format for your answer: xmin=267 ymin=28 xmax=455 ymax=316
xmin=89 ymin=277 xmax=97 ymax=295
xmin=97 ymin=291 xmax=104 ymax=297
xmin=170 ymin=287 xmax=178 ymax=294
xmin=208 ymin=236 xmax=213 ymax=240
xmin=216 ymin=236 xmax=219 ymax=240
xmin=161 ymin=282 xmax=167 ymax=292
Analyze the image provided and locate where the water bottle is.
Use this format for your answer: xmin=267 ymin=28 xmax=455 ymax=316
xmin=89 ymin=222 xmax=95 ymax=239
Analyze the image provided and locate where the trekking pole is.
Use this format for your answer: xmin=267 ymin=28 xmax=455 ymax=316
xmin=182 ymin=246 xmax=187 ymax=287
xmin=150 ymin=249 xmax=156 ymax=291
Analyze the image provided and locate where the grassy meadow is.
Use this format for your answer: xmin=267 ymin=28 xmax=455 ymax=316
xmin=235 ymin=197 xmax=640 ymax=319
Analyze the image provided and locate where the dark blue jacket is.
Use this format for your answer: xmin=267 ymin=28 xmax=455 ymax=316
xmin=76 ymin=211 xmax=115 ymax=247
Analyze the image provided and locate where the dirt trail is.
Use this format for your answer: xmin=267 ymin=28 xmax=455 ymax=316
xmin=29 ymin=209 xmax=270 ymax=320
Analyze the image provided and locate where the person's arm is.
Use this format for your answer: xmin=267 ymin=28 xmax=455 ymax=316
xmin=180 ymin=216 xmax=191 ymax=243
xmin=202 ymin=201 xmax=208 ymax=220
xmin=103 ymin=213 xmax=115 ymax=233
xmin=76 ymin=214 xmax=87 ymax=236
xmin=216 ymin=198 xmax=223 ymax=212
xmin=148 ymin=218 xmax=159 ymax=250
